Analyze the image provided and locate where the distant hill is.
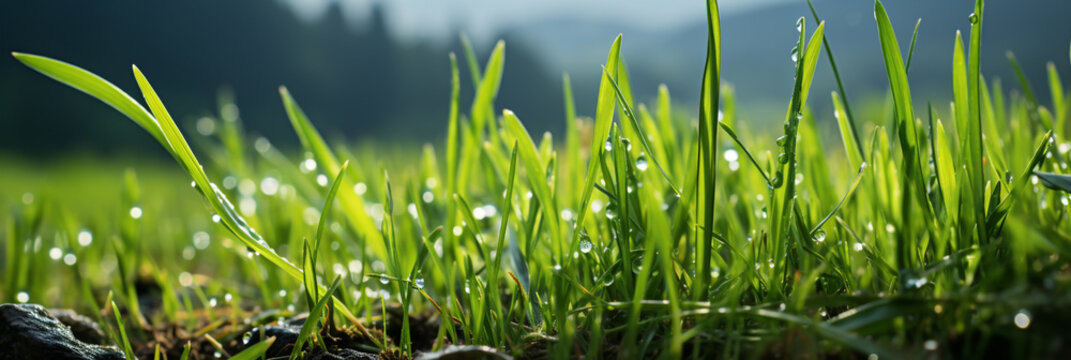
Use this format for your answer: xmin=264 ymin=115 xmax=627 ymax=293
xmin=513 ymin=0 xmax=1071 ymax=124
xmin=0 ymin=1 xmax=561 ymax=155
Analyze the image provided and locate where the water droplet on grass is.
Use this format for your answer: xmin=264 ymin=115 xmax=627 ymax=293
xmin=795 ymin=18 xmax=804 ymax=32
xmin=790 ymin=47 xmax=799 ymax=62
xmin=632 ymin=256 xmax=643 ymax=273
xmin=16 ymin=292 xmax=29 ymax=303
xmin=129 ymin=206 xmax=143 ymax=219
xmin=579 ymin=240 xmax=593 ymax=253
xmin=770 ymin=176 xmax=783 ymax=188
xmin=605 ymin=204 xmax=617 ymax=219
xmin=242 ymin=332 xmax=252 ymax=345
xmin=968 ymin=12 xmax=978 ymax=24
xmin=636 ymin=156 xmax=649 ymax=171
xmin=379 ymin=276 xmax=390 ymax=285
xmin=814 ymin=230 xmax=826 ymax=242
xmin=415 ymin=277 xmax=425 ymax=289
xmin=604 ymin=139 xmax=613 ymax=151
xmin=49 ymin=247 xmax=62 ymax=260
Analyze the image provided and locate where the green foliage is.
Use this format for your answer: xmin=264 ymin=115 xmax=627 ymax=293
xmin=7 ymin=0 xmax=1071 ymax=358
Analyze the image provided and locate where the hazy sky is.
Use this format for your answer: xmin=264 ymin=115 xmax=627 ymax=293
xmin=286 ymin=0 xmax=789 ymax=42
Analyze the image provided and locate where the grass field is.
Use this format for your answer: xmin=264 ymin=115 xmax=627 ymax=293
xmin=5 ymin=0 xmax=1071 ymax=358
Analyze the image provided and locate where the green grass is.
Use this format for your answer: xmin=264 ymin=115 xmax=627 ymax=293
xmin=5 ymin=0 xmax=1071 ymax=358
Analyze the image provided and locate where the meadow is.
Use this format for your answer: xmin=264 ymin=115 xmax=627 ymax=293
xmin=4 ymin=0 xmax=1071 ymax=358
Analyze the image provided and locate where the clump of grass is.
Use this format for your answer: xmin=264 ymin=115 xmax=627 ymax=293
xmin=7 ymin=0 xmax=1071 ymax=358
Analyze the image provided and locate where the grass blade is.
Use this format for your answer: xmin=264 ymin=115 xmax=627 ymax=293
xmin=11 ymin=53 xmax=170 ymax=151
xmin=290 ymin=276 xmax=343 ymax=360
xmin=695 ymin=0 xmax=721 ymax=301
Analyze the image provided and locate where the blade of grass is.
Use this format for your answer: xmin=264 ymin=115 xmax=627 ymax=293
xmin=571 ymin=34 xmax=621 ymax=257
xmin=695 ymin=0 xmax=721 ymax=301
xmin=290 ymin=276 xmax=343 ymax=360
xmin=231 ymin=337 xmax=275 ymax=360
xmin=806 ymin=1 xmax=865 ymax=160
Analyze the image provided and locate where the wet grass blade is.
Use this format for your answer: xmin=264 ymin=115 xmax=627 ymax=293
xmin=280 ymin=86 xmax=386 ymax=259
xmin=108 ymin=295 xmax=137 ymax=360
xmin=717 ymin=121 xmax=771 ymax=185
xmin=1049 ymin=62 xmax=1066 ymax=135
xmin=832 ymin=92 xmax=863 ymax=170
xmin=695 ymin=0 xmax=721 ymax=301
xmin=470 ymin=40 xmax=505 ymax=138
xmin=806 ymin=1 xmax=865 ymax=159
xmin=1036 ymin=170 xmax=1071 ymax=193
xmin=11 ymin=53 xmax=170 ymax=151
xmin=502 ymin=110 xmax=562 ymax=257
xmin=290 ymin=276 xmax=343 ymax=360
xmin=967 ymin=0 xmax=988 ymax=243
xmin=811 ymin=162 xmax=866 ymax=235
xmin=602 ymin=66 xmax=682 ymax=195
xmin=933 ymin=116 xmax=959 ymax=220
xmin=231 ymin=337 xmax=275 ymax=360
xmin=572 ymin=35 xmax=621 ymax=253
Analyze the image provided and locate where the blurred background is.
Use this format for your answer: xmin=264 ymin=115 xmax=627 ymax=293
xmin=1 ymin=0 xmax=1069 ymax=157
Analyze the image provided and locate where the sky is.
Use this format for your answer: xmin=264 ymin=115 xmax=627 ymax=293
xmin=286 ymin=0 xmax=789 ymax=42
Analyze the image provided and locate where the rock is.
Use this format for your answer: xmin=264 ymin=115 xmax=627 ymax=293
xmin=0 ymin=303 xmax=125 ymax=360
xmin=414 ymin=345 xmax=513 ymax=360
xmin=309 ymin=348 xmax=378 ymax=360
xmin=49 ymin=309 xmax=108 ymax=345
xmin=245 ymin=325 xmax=301 ymax=357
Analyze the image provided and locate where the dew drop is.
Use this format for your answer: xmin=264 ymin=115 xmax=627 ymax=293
xmin=968 ymin=12 xmax=978 ymax=24
xmin=778 ymin=153 xmax=790 ymax=164
xmin=632 ymin=256 xmax=643 ymax=274
xmin=242 ymin=332 xmax=252 ymax=345
xmin=604 ymin=139 xmax=613 ymax=152
xmin=579 ymin=240 xmax=593 ymax=253
xmin=605 ymin=204 xmax=617 ymax=220
xmin=813 ymin=229 xmax=826 ymax=242
xmin=414 ymin=277 xmax=425 ymax=289
xmin=379 ymin=277 xmax=390 ymax=285
xmin=16 ymin=291 xmax=29 ymax=303
xmin=636 ymin=156 xmax=649 ymax=171
xmin=790 ymin=47 xmax=799 ymax=62
xmin=795 ymin=17 xmax=804 ymax=32
xmin=770 ymin=176 xmax=783 ymax=188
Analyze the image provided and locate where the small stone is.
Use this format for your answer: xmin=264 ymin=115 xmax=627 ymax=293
xmin=0 ymin=303 xmax=125 ymax=360
xmin=50 ymin=309 xmax=108 ymax=345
